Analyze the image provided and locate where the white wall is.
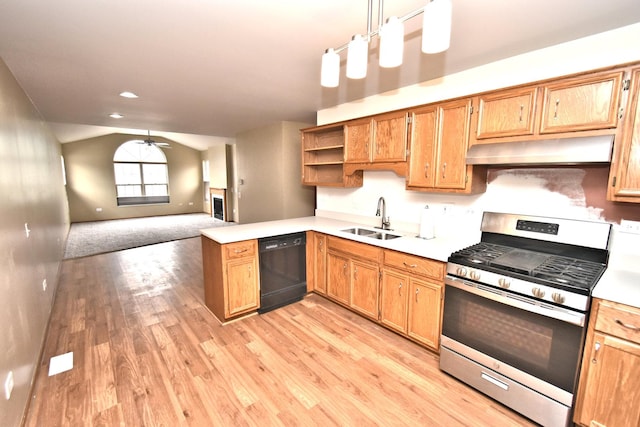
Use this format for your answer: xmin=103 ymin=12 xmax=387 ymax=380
xmin=315 ymin=24 xmax=640 ymax=234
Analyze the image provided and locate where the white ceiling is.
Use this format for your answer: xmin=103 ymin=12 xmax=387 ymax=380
xmin=1 ymin=0 xmax=639 ymax=150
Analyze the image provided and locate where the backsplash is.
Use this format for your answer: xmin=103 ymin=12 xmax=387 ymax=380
xmin=316 ymin=166 xmax=640 ymax=237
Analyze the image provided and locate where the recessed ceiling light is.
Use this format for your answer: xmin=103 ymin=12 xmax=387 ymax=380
xmin=109 ymin=113 xmax=124 ymax=119
xmin=119 ymin=91 xmax=138 ymax=98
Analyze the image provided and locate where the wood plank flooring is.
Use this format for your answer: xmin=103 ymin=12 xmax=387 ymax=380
xmin=24 ymin=237 xmax=536 ymax=426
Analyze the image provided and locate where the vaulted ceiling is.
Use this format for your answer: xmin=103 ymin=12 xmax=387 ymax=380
xmin=1 ymin=0 xmax=639 ymax=149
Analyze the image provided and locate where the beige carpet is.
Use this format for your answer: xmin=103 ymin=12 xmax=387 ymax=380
xmin=64 ymin=213 xmax=234 ymax=259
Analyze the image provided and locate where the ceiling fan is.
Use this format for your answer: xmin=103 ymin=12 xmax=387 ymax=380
xmin=135 ymin=130 xmax=171 ymax=148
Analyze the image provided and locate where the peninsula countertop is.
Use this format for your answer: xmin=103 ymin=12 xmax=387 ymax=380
xmin=200 ymin=216 xmax=476 ymax=263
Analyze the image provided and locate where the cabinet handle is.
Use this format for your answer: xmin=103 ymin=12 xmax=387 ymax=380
xmin=398 ymin=282 xmax=403 ymax=295
xmin=234 ymin=248 xmax=248 ymax=254
xmin=519 ymin=105 xmax=524 ymax=122
xmin=592 ymin=341 xmax=601 ymax=363
xmin=424 ymin=163 xmax=430 ymax=178
xmin=415 ymin=287 xmax=419 ymax=302
xmin=354 ymin=267 xmax=358 ymax=281
xmin=553 ymin=99 xmax=560 ymax=119
xmin=403 ymin=262 xmax=417 ymax=269
xmin=442 ymin=162 xmax=447 ymax=179
xmin=615 ymin=318 xmax=640 ymax=331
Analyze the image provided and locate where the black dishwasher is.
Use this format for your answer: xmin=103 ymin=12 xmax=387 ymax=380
xmin=258 ymin=232 xmax=306 ymax=314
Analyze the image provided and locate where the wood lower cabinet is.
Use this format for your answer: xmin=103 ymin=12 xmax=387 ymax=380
xmin=380 ymin=250 xmax=445 ymax=351
xmin=326 ymin=236 xmax=382 ymax=321
xmin=574 ymin=299 xmax=640 ymax=427
xmin=406 ymin=99 xmax=486 ymax=194
xmin=201 ymin=237 xmax=260 ymax=322
xmin=608 ymin=67 xmax=640 ymax=202
xmin=306 ymin=231 xmax=327 ymax=294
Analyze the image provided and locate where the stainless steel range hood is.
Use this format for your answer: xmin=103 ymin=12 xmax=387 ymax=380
xmin=465 ymin=135 xmax=614 ymax=165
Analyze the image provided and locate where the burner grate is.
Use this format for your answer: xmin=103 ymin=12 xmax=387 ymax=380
xmin=533 ymin=257 xmax=605 ymax=289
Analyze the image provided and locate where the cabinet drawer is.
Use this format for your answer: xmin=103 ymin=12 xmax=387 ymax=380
xmin=223 ymin=240 xmax=257 ymax=260
xmin=595 ymin=300 xmax=640 ymax=344
xmin=327 ymin=236 xmax=383 ymax=261
xmin=384 ymin=250 xmax=444 ymax=280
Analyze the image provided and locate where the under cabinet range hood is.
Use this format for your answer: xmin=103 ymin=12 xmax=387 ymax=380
xmin=465 ymin=135 xmax=614 ymax=165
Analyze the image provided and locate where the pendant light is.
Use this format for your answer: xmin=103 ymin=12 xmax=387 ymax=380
xmin=321 ymin=48 xmax=340 ymax=88
xmin=379 ymin=16 xmax=404 ymax=68
xmin=346 ymin=34 xmax=368 ymax=79
xmin=422 ymin=0 xmax=452 ymax=54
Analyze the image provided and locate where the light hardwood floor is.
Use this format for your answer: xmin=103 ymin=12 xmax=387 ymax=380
xmin=24 ymin=237 xmax=536 ymax=426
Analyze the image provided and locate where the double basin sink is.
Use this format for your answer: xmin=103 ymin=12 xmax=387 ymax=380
xmin=341 ymin=227 xmax=402 ymax=241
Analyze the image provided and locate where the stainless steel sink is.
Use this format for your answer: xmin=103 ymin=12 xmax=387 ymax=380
xmin=341 ymin=227 xmax=402 ymax=241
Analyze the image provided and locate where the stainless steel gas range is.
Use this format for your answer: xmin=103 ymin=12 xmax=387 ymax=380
xmin=440 ymin=212 xmax=611 ymax=427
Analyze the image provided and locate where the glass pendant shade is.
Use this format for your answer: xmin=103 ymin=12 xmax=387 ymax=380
xmin=321 ymin=48 xmax=340 ymax=88
xmin=422 ymin=0 xmax=452 ymax=54
xmin=379 ymin=16 xmax=404 ymax=68
xmin=346 ymin=34 xmax=368 ymax=79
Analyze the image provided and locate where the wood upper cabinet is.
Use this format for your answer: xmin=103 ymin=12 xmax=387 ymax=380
xmin=201 ymin=237 xmax=260 ymax=322
xmin=407 ymin=98 xmax=485 ymax=194
xmin=608 ymin=67 xmax=640 ymax=202
xmin=540 ymin=71 xmax=623 ymax=133
xmin=475 ymin=86 xmax=538 ymax=139
xmin=301 ymin=124 xmax=363 ymax=187
xmin=574 ymin=299 xmax=640 ymax=427
xmin=345 ymin=111 xmax=408 ymax=164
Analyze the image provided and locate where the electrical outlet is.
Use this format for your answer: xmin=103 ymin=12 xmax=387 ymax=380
xmin=620 ymin=219 xmax=640 ymax=234
xmin=42 ymin=279 xmax=47 ymax=292
xmin=4 ymin=370 xmax=14 ymax=400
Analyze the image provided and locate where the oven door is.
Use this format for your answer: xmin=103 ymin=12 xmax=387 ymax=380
xmin=442 ymin=276 xmax=586 ymax=403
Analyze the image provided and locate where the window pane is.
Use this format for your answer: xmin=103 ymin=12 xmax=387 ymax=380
xmin=114 ymin=163 xmax=142 ymax=184
xmin=114 ymin=140 xmax=167 ymax=163
xmin=142 ymin=163 xmax=168 ymax=184
xmin=145 ymin=184 xmax=169 ymax=196
xmin=116 ymin=185 xmax=142 ymax=197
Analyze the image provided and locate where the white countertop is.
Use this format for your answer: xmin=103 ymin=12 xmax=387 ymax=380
xmin=592 ymin=227 xmax=640 ymax=309
xmin=200 ymin=216 xmax=476 ymax=263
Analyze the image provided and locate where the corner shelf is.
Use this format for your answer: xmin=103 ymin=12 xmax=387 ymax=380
xmin=301 ymin=124 xmax=363 ymax=187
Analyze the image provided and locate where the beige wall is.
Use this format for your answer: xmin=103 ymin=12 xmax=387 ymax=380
xmin=62 ymin=134 xmax=205 ymax=222
xmin=235 ymin=121 xmax=315 ymax=224
xmin=0 ymin=59 xmax=69 ymax=427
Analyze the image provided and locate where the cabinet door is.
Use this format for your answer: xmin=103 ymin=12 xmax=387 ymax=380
xmin=372 ymin=111 xmax=408 ymax=162
xmin=475 ymin=87 xmax=537 ymax=139
xmin=350 ymin=259 xmax=379 ymax=320
xmin=576 ymin=332 xmax=640 ymax=427
xmin=435 ymin=99 xmax=472 ymax=189
xmin=345 ymin=119 xmax=372 ymax=163
xmin=609 ymin=68 xmax=640 ymax=201
xmin=327 ymin=252 xmax=350 ymax=305
xmin=407 ymin=278 xmax=442 ymax=350
xmin=540 ymin=71 xmax=623 ymax=134
xmin=407 ymin=106 xmax=438 ymax=188
xmin=380 ymin=269 xmax=408 ymax=334
xmin=314 ymin=233 xmax=327 ymax=294
xmin=225 ymin=257 xmax=259 ymax=317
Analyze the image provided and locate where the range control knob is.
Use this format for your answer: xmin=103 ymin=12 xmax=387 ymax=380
xmin=470 ymin=270 xmax=481 ymax=281
xmin=551 ymin=292 xmax=566 ymax=304
xmin=532 ymin=287 xmax=546 ymax=298
xmin=456 ymin=267 xmax=468 ymax=277
xmin=498 ymin=278 xmax=511 ymax=289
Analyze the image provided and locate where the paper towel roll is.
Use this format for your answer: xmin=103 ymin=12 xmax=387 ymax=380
xmin=419 ymin=205 xmax=435 ymax=239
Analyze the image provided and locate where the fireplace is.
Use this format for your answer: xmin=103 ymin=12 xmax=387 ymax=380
xmin=209 ymin=188 xmax=227 ymax=221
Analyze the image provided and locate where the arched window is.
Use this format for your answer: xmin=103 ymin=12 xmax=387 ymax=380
xmin=113 ymin=140 xmax=169 ymax=206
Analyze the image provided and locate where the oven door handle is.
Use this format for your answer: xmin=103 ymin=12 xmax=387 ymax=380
xmin=445 ymin=276 xmax=586 ymax=327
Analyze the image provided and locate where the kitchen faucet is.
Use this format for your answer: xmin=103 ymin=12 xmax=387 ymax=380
xmin=375 ymin=197 xmax=391 ymax=230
